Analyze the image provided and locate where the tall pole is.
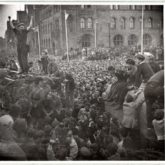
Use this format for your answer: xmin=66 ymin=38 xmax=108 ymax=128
xmin=65 ymin=10 xmax=69 ymax=63
xmin=141 ymin=5 xmax=144 ymax=54
xmin=108 ymin=23 xmax=111 ymax=48
xmin=95 ymin=20 xmax=97 ymax=48
xmin=37 ymin=26 xmax=41 ymax=58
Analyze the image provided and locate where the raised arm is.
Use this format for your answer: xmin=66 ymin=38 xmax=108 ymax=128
xmin=27 ymin=16 xmax=33 ymax=31
xmin=8 ymin=16 xmax=15 ymax=29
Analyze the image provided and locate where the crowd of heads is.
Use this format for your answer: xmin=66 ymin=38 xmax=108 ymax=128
xmin=0 ymin=45 xmax=164 ymax=160
xmin=61 ymin=45 xmax=164 ymax=62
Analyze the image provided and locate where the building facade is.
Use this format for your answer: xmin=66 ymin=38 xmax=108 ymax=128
xmin=7 ymin=5 xmax=164 ymax=56
xmin=0 ymin=37 xmax=6 ymax=51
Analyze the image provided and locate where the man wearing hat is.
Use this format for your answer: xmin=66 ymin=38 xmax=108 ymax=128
xmin=135 ymin=53 xmax=154 ymax=89
xmin=41 ymin=49 xmax=49 ymax=74
xmin=9 ymin=16 xmax=33 ymax=74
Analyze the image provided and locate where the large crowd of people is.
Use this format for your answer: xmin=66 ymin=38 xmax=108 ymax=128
xmin=61 ymin=45 xmax=164 ymax=62
xmin=0 ymin=46 xmax=164 ymax=160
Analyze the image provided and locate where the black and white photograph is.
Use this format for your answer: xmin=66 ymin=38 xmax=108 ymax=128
xmin=0 ymin=3 xmax=164 ymax=161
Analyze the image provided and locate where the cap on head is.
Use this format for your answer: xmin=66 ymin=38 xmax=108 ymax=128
xmin=135 ymin=53 xmax=145 ymax=61
xmin=108 ymin=66 xmax=115 ymax=71
xmin=126 ymin=59 xmax=135 ymax=65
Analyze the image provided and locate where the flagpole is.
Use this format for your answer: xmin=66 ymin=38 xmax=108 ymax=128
xmin=64 ymin=10 xmax=69 ymax=63
xmin=141 ymin=5 xmax=144 ymax=54
xmin=37 ymin=26 xmax=41 ymax=58
xmin=95 ymin=20 xmax=97 ymax=48
xmin=108 ymin=23 xmax=111 ymax=48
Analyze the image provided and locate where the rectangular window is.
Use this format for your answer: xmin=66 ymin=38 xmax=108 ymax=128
xmin=69 ymin=21 xmax=73 ymax=32
xmin=145 ymin=5 xmax=152 ymax=10
xmin=87 ymin=5 xmax=91 ymax=8
xmin=87 ymin=18 xmax=93 ymax=29
xmin=51 ymin=23 xmax=53 ymax=31
xmin=80 ymin=18 xmax=85 ymax=29
xmin=109 ymin=5 xmax=113 ymax=10
xmin=54 ymin=6 xmax=57 ymax=13
xmin=130 ymin=18 xmax=135 ymax=29
xmin=114 ymin=5 xmax=119 ymax=10
xmin=81 ymin=5 xmax=84 ymax=9
xmin=55 ymin=19 xmax=60 ymax=33
xmin=130 ymin=5 xmax=136 ymax=10
xmin=110 ymin=18 xmax=116 ymax=29
xmin=121 ymin=18 xmax=125 ymax=29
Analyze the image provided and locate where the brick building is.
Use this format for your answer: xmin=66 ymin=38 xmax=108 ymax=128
xmin=19 ymin=5 xmax=164 ymax=56
xmin=0 ymin=37 xmax=6 ymax=51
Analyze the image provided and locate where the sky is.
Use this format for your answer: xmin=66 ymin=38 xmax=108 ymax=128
xmin=0 ymin=5 xmax=24 ymax=38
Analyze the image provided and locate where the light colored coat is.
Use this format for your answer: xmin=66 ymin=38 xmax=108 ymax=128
xmin=122 ymin=91 xmax=145 ymax=129
xmin=122 ymin=101 xmax=138 ymax=129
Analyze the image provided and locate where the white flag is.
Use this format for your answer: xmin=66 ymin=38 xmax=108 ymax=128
xmin=25 ymin=6 xmax=28 ymax=14
xmin=65 ymin=11 xmax=69 ymax=20
xmin=33 ymin=26 xmax=39 ymax=32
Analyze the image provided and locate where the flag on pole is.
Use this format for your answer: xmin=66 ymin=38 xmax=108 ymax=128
xmin=32 ymin=25 xmax=41 ymax=58
xmin=25 ymin=6 xmax=28 ymax=14
xmin=65 ymin=11 xmax=69 ymax=20
xmin=64 ymin=10 xmax=69 ymax=63
xmin=95 ymin=20 xmax=98 ymax=48
xmin=33 ymin=26 xmax=39 ymax=32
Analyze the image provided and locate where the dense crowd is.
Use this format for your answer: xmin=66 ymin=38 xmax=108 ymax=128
xmin=1 ymin=15 xmax=163 ymax=160
xmin=61 ymin=45 xmax=164 ymax=61
xmin=0 ymin=47 xmax=164 ymax=160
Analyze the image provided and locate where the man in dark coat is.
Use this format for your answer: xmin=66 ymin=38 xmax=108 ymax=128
xmin=9 ymin=16 xmax=33 ymax=74
xmin=144 ymin=70 xmax=164 ymax=128
xmin=135 ymin=54 xmax=154 ymax=88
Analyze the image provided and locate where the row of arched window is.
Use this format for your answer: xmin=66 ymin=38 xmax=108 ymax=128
xmin=109 ymin=5 xmax=152 ymax=10
xmin=80 ymin=17 xmax=153 ymax=30
xmin=80 ymin=18 xmax=93 ymax=29
xmin=41 ymin=23 xmax=53 ymax=34
xmin=113 ymin=34 xmax=152 ymax=46
xmin=110 ymin=17 xmax=153 ymax=29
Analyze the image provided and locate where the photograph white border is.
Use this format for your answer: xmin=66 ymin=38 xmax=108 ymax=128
xmin=0 ymin=0 xmax=164 ymax=164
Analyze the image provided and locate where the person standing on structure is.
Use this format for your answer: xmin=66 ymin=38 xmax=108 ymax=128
xmin=9 ymin=16 xmax=33 ymax=74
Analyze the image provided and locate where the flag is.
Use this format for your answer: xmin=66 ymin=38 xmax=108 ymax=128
xmin=33 ymin=26 xmax=39 ymax=32
xmin=65 ymin=11 xmax=69 ymax=20
xmin=25 ymin=6 xmax=28 ymax=14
